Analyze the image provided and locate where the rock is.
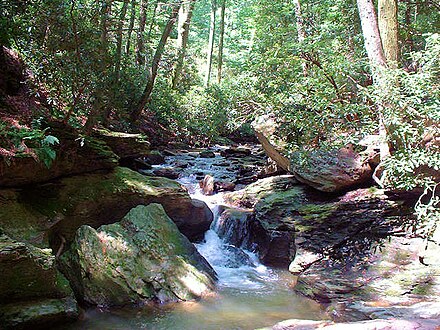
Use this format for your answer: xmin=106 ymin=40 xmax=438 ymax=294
xmin=152 ymin=167 xmax=180 ymax=179
xmin=59 ymin=204 xmax=216 ymax=306
xmin=223 ymin=245 xmax=255 ymax=268
xmin=144 ymin=150 xmax=165 ymax=165
xmin=214 ymin=181 xmax=236 ymax=192
xmin=178 ymin=199 xmax=214 ymax=242
xmin=0 ymin=234 xmax=73 ymax=302
xmin=290 ymin=148 xmax=372 ymax=192
xmin=0 ymin=121 xmax=119 ymax=187
xmin=119 ymin=157 xmax=152 ymax=172
xmin=0 ymin=167 xmax=213 ymax=247
xmin=200 ymin=175 xmax=215 ymax=195
xmin=92 ymin=128 xmax=150 ymax=159
xmin=0 ymin=234 xmax=78 ymax=328
xmin=263 ymin=318 xmax=440 ymax=330
xmin=162 ymin=149 xmax=178 ymax=156
xmin=0 ymin=297 xmax=79 ymax=330
xmin=199 ymin=150 xmax=216 ymax=158
xmin=220 ymin=147 xmax=252 ymax=158
xmin=252 ymin=115 xmax=291 ymax=172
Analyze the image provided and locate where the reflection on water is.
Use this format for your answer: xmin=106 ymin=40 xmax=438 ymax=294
xmin=59 ymin=150 xmax=327 ymax=329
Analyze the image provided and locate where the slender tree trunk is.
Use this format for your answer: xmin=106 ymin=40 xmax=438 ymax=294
xmin=131 ymin=1 xmax=182 ymax=121
xmin=115 ymin=0 xmax=130 ymax=81
xmin=205 ymin=0 xmax=216 ymax=86
xmin=172 ymin=0 xmax=196 ymax=89
xmin=147 ymin=0 xmax=160 ymax=42
xmin=100 ymin=0 xmax=112 ymax=56
xmin=356 ymin=0 xmax=390 ymax=165
xmin=136 ymin=0 xmax=148 ymax=66
xmin=378 ymin=0 xmax=399 ymax=66
xmin=217 ymin=0 xmax=226 ymax=84
xmin=292 ymin=0 xmax=307 ymax=76
xmin=125 ymin=0 xmax=136 ymax=55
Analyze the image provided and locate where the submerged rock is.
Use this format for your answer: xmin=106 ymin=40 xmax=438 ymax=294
xmin=152 ymin=167 xmax=180 ymax=179
xmin=199 ymin=150 xmax=216 ymax=158
xmin=59 ymin=204 xmax=217 ymax=306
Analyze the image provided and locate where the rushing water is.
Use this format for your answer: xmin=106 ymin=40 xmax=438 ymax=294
xmin=60 ymin=147 xmax=326 ymax=330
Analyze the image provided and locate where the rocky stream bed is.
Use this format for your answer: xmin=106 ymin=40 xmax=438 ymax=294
xmin=1 ymin=141 xmax=440 ymax=329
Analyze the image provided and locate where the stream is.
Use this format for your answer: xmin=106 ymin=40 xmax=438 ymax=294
xmin=61 ymin=146 xmax=326 ymax=329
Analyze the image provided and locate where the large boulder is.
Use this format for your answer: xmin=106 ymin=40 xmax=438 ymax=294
xmin=0 ymin=121 xmax=119 ymax=187
xmin=0 ymin=234 xmax=78 ymax=329
xmin=0 ymin=167 xmax=213 ymax=248
xmin=92 ymin=128 xmax=150 ymax=159
xmin=59 ymin=204 xmax=216 ymax=306
xmin=223 ymin=176 xmax=300 ymax=267
xmin=291 ymin=148 xmax=373 ymax=192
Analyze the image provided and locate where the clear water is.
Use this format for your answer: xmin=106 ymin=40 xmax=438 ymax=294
xmin=60 ymin=148 xmax=326 ymax=329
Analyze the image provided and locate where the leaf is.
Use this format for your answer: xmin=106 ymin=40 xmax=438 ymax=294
xmin=43 ymin=135 xmax=59 ymax=146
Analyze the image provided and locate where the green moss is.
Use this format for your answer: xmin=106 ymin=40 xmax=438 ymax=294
xmin=298 ymin=203 xmax=337 ymax=222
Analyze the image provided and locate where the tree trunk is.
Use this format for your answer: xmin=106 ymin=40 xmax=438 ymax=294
xmin=125 ymin=0 xmax=136 ymax=55
xmin=172 ymin=0 xmax=196 ymax=89
xmin=378 ymin=0 xmax=399 ymax=66
xmin=356 ymin=0 xmax=387 ymax=68
xmin=292 ymin=0 xmax=307 ymax=76
xmin=115 ymin=0 xmax=130 ymax=81
xmin=356 ymin=0 xmax=390 ymax=164
xmin=100 ymin=0 xmax=112 ymax=56
xmin=136 ymin=0 xmax=148 ymax=66
xmin=217 ymin=0 xmax=226 ymax=84
xmin=131 ymin=1 xmax=182 ymax=121
xmin=205 ymin=0 xmax=216 ymax=86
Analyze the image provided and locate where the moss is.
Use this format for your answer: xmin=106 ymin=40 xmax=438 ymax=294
xmin=298 ymin=203 xmax=337 ymax=222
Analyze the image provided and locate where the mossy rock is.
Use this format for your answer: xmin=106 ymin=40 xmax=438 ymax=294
xmin=0 ymin=297 xmax=78 ymax=330
xmin=0 ymin=121 xmax=119 ymax=187
xmin=0 ymin=167 xmax=212 ymax=249
xmin=59 ymin=204 xmax=216 ymax=306
xmin=0 ymin=234 xmax=73 ymax=303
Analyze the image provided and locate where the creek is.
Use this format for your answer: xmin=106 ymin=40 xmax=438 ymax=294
xmin=61 ymin=146 xmax=326 ymax=329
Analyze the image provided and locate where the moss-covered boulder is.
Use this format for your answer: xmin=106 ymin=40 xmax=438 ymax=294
xmin=92 ymin=128 xmax=150 ymax=159
xmin=224 ymin=176 xmax=408 ymax=268
xmin=0 ymin=234 xmax=78 ymax=329
xmin=59 ymin=204 xmax=216 ymax=306
xmin=0 ymin=167 xmax=213 ymax=249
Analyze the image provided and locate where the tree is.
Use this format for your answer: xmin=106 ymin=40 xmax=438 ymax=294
xmin=378 ymin=0 xmax=399 ymax=65
xmin=131 ymin=1 xmax=182 ymax=121
xmin=136 ymin=0 xmax=148 ymax=66
xmin=172 ymin=0 xmax=196 ymax=89
xmin=217 ymin=0 xmax=226 ymax=84
xmin=292 ymin=0 xmax=307 ymax=76
xmin=205 ymin=0 xmax=217 ymax=86
xmin=115 ymin=0 xmax=130 ymax=81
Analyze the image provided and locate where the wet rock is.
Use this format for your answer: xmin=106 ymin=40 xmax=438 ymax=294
xmin=59 ymin=204 xmax=216 ymax=306
xmin=0 ymin=167 xmax=212 ymax=247
xmin=199 ymin=150 xmax=216 ymax=158
xmin=291 ymin=148 xmax=372 ymax=192
xmin=220 ymin=147 xmax=252 ymax=158
xmin=264 ymin=318 xmax=440 ymax=330
xmin=152 ymin=167 xmax=180 ymax=179
xmin=119 ymin=157 xmax=152 ymax=171
xmin=162 ymin=149 xmax=177 ymax=156
xmin=178 ymin=199 xmax=214 ymax=242
xmin=214 ymin=181 xmax=236 ymax=192
xmin=144 ymin=150 xmax=165 ymax=165
xmin=200 ymin=175 xmax=215 ymax=195
xmin=223 ymin=245 xmax=255 ymax=268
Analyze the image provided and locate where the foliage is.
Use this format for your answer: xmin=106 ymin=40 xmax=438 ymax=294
xmin=0 ymin=121 xmax=59 ymax=168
